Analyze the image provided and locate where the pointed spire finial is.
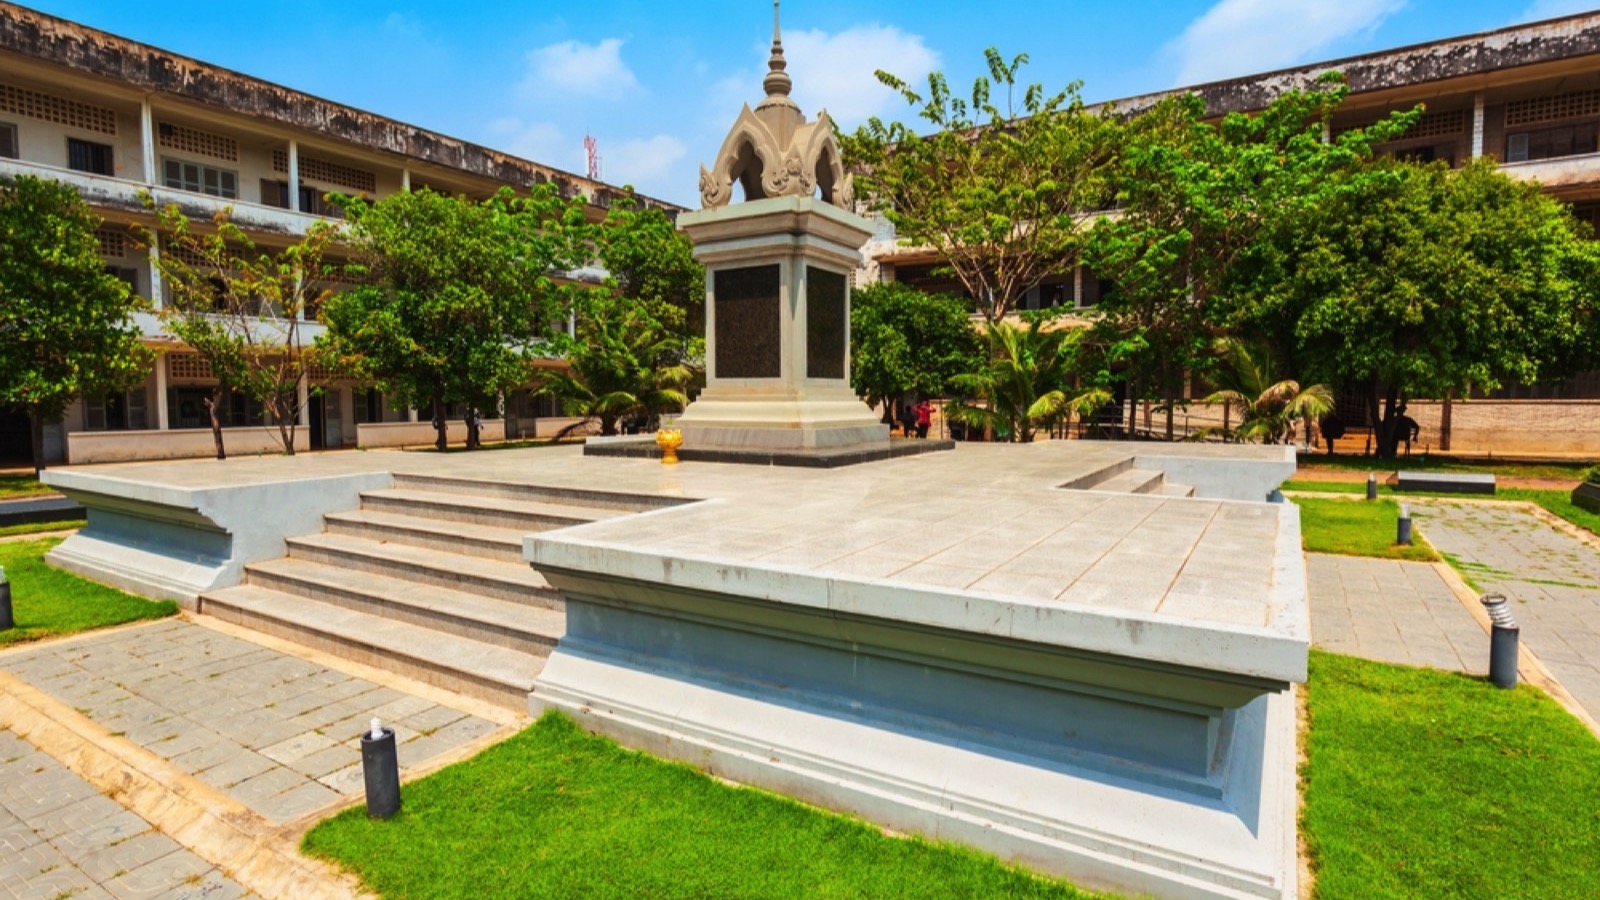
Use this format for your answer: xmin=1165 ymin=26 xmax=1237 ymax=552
xmin=763 ymin=0 xmax=793 ymax=100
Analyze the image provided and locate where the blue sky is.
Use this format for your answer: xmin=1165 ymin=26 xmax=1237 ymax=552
xmin=27 ymin=0 xmax=1599 ymax=206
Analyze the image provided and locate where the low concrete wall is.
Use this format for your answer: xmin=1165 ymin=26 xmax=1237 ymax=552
xmin=530 ymin=417 xmax=599 ymax=439
xmin=1133 ymin=443 xmax=1299 ymax=502
xmin=67 ymin=428 xmax=305 ymax=465
xmin=1404 ymin=400 xmax=1600 ymax=456
xmin=356 ymin=419 xmax=506 ymax=449
xmin=40 ymin=467 xmax=391 ymax=607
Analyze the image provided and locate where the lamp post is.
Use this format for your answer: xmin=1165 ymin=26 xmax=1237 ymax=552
xmin=1480 ymin=594 xmax=1519 ymax=689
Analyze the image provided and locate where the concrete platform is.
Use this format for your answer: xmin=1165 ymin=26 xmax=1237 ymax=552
xmin=42 ymin=440 xmax=1304 ymax=899
xmin=1394 ymin=470 xmax=1496 ymax=494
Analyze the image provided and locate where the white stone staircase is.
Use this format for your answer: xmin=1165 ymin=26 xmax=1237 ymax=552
xmin=1063 ymin=459 xmax=1195 ymax=498
xmin=199 ymin=473 xmax=680 ymax=710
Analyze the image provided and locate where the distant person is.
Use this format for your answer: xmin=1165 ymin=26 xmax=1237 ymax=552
xmin=915 ymin=400 xmax=932 ymax=439
xmin=899 ymin=403 xmax=916 ymax=438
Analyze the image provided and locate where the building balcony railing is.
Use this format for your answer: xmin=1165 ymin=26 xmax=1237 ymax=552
xmin=0 ymin=157 xmax=339 ymax=236
xmin=1498 ymin=152 xmax=1600 ymax=191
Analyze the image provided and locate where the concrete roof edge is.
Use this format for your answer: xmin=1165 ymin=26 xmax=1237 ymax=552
xmin=0 ymin=2 xmax=685 ymax=212
xmin=1087 ymin=11 xmax=1600 ymax=119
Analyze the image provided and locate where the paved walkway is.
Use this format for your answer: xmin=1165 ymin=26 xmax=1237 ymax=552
xmin=0 ymin=727 xmax=249 ymax=900
xmin=1411 ymin=500 xmax=1600 ymax=719
xmin=0 ymin=619 xmax=500 ymax=823
xmin=1305 ymin=554 xmax=1486 ymax=673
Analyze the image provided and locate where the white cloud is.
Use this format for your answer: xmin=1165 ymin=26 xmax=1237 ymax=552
xmin=1518 ymin=1 xmax=1598 ymax=22
xmin=521 ymin=37 xmax=638 ymax=100
xmin=486 ymin=118 xmax=579 ymax=172
xmin=710 ymin=25 xmax=940 ymax=130
xmin=1168 ymin=0 xmax=1406 ymax=86
xmin=598 ymin=134 xmax=688 ymax=196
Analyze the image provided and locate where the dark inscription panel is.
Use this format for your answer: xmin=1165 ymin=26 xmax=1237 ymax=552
xmin=714 ymin=265 xmax=782 ymax=379
xmin=806 ymin=267 xmax=847 ymax=380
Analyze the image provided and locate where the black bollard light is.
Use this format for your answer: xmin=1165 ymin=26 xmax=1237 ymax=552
xmin=1480 ymin=594 xmax=1520 ymax=689
xmin=361 ymin=717 xmax=401 ymax=819
xmin=1396 ymin=503 xmax=1413 ymax=546
xmin=1366 ymin=471 xmax=1378 ymax=501
xmin=0 ymin=565 xmax=12 ymax=631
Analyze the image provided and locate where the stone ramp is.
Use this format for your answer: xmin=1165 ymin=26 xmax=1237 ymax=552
xmin=201 ymin=475 xmax=671 ymax=710
xmin=1060 ymin=457 xmax=1196 ymax=497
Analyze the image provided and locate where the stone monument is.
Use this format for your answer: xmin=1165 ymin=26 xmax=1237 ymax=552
xmin=670 ymin=1 xmax=890 ymax=456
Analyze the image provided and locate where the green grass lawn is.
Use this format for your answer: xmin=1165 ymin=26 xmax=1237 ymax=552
xmin=0 ymin=472 xmax=53 ymax=499
xmin=303 ymin=712 xmax=1102 ymax=900
xmin=1303 ymin=650 xmax=1600 ymax=899
xmin=0 ymin=519 xmax=86 ymax=539
xmin=1292 ymin=497 xmax=1439 ymax=561
xmin=0 ymin=538 xmax=177 ymax=646
xmin=1285 ymin=480 xmax=1600 ymax=537
xmin=1295 ymin=453 xmax=1588 ymax=481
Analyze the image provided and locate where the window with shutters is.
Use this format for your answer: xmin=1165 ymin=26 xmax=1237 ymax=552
xmin=67 ymin=138 xmax=114 ymax=176
xmin=1505 ymin=122 xmax=1600 ymax=163
xmin=85 ymin=389 xmax=147 ymax=431
xmin=163 ymin=157 xmax=238 ymax=198
xmin=0 ymin=122 xmax=15 ymax=159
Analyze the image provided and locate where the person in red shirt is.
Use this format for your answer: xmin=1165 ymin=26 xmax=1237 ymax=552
xmin=915 ymin=399 xmax=932 ymax=439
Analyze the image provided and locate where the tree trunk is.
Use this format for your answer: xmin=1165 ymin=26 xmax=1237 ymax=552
xmin=28 ymin=411 xmax=46 ymax=475
xmin=431 ymin=389 xmax=448 ymax=452
xmin=1126 ymin=374 xmax=1140 ymax=438
xmin=1367 ymin=383 xmax=1403 ymax=459
xmin=203 ymin=387 xmax=226 ymax=461
xmin=281 ymin=383 xmax=299 ymax=456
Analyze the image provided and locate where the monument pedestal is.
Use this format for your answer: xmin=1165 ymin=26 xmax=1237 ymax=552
xmin=673 ymin=196 xmax=891 ymax=455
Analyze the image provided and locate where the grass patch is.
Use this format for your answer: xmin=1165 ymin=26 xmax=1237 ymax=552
xmin=0 ymin=472 xmax=53 ymax=499
xmin=0 ymin=538 xmax=177 ymax=646
xmin=1295 ymin=453 xmax=1588 ymax=480
xmin=303 ymin=712 xmax=1102 ymax=899
xmin=1302 ymin=650 xmax=1600 ymax=899
xmin=0 ymin=520 xmax=85 ymax=539
xmin=1284 ymin=480 xmax=1600 ymax=538
xmin=1292 ymin=497 xmax=1439 ymax=561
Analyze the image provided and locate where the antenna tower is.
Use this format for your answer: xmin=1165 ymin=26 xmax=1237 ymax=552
xmin=584 ymin=134 xmax=601 ymax=180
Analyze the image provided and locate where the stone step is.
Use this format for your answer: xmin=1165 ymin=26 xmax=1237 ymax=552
xmin=391 ymin=472 xmax=688 ymax=513
xmin=286 ymin=532 xmax=560 ymax=606
xmin=243 ymin=557 xmax=564 ymax=651
xmin=199 ymin=584 xmax=544 ymax=710
xmin=359 ymin=488 xmax=621 ymax=534
xmin=325 ymin=509 xmax=526 ymax=563
xmin=1153 ymin=482 xmax=1196 ymax=498
xmin=1088 ymin=468 xmax=1166 ymax=495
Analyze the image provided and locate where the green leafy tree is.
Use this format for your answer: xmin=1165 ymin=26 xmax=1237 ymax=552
xmin=318 ymin=186 xmax=589 ymax=451
xmin=1086 ymin=79 xmax=1414 ymax=440
xmin=842 ymin=48 xmax=1120 ymax=323
xmin=850 ymin=282 xmax=983 ymax=419
xmin=945 ymin=319 xmax=1109 ymax=443
xmin=1200 ymin=338 xmax=1333 ymax=445
xmin=595 ymin=198 xmax=704 ymax=343
xmin=0 ymin=175 xmax=150 ymax=472
xmin=1243 ymin=157 xmax=1600 ymax=458
xmin=142 ymin=203 xmax=337 ymax=458
xmin=536 ymin=292 xmax=693 ymax=436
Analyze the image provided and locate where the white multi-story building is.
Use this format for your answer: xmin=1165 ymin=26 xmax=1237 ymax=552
xmin=0 ymin=3 xmax=679 ymax=466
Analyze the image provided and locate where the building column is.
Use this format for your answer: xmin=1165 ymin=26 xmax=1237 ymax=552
xmin=154 ymin=354 xmax=170 ymax=430
xmin=402 ymin=168 xmax=411 ymax=191
xmin=288 ymin=140 xmax=301 ymax=212
xmin=297 ymin=377 xmax=310 ymax=427
xmin=147 ymin=234 xmax=164 ymax=309
xmin=139 ymin=99 xmax=157 ymax=184
xmin=1471 ymin=92 xmax=1485 ymax=159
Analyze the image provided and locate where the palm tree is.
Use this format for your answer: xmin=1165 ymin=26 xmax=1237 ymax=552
xmin=1201 ymin=337 xmax=1332 ymax=445
xmin=536 ymin=296 xmax=694 ymax=437
xmin=944 ymin=319 xmax=1110 ymax=443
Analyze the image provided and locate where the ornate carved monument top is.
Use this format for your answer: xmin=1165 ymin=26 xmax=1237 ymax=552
xmin=697 ymin=1 xmax=854 ymax=210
